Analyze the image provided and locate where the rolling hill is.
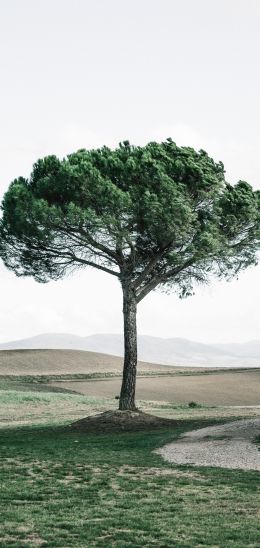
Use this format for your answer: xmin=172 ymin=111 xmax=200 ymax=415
xmin=0 ymin=333 xmax=259 ymax=367
xmin=0 ymin=349 xmax=176 ymax=376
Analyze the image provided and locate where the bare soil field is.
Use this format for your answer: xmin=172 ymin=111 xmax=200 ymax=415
xmin=52 ymin=369 xmax=260 ymax=406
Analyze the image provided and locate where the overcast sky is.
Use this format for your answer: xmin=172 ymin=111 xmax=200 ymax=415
xmin=0 ymin=0 xmax=260 ymax=344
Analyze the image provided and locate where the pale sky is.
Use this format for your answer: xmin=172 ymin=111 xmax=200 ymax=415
xmin=0 ymin=0 xmax=260 ymax=344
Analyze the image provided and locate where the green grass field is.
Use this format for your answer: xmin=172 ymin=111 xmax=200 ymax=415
xmin=0 ymin=383 xmax=259 ymax=547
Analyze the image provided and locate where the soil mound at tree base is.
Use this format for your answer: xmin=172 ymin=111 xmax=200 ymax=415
xmin=70 ymin=410 xmax=177 ymax=433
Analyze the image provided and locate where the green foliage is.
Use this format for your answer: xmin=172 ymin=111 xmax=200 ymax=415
xmin=0 ymin=139 xmax=259 ymax=300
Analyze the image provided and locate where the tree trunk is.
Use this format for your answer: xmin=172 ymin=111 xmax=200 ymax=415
xmin=119 ymin=284 xmax=138 ymax=411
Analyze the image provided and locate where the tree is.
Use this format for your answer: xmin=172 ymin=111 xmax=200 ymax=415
xmin=0 ymin=139 xmax=259 ymax=410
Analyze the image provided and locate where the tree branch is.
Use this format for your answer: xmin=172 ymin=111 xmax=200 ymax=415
xmin=133 ymin=242 xmax=174 ymax=290
xmin=136 ymin=257 xmax=196 ymax=303
xmin=22 ymin=238 xmax=120 ymax=278
xmin=67 ymin=253 xmax=120 ymax=277
xmin=60 ymin=220 xmax=122 ymax=265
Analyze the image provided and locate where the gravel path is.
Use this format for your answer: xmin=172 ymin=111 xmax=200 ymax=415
xmin=155 ymin=418 xmax=260 ymax=470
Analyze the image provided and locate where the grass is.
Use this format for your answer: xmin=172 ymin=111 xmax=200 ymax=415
xmin=0 ymin=373 xmax=124 ymax=384
xmin=0 ymin=388 xmax=117 ymax=429
xmin=1 ymin=366 xmax=258 ymax=384
xmin=0 ymin=390 xmax=110 ymax=406
xmin=0 ymin=420 xmax=259 ymax=547
xmin=0 ymin=378 xmax=80 ymax=394
xmin=0 ymin=380 xmax=259 ymax=547
xmin=1 ymin=386 xmax=256 ymax=427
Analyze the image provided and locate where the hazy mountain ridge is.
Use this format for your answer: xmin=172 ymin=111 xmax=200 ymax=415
xmin=0 ymin=333 xmax=259 ymax=367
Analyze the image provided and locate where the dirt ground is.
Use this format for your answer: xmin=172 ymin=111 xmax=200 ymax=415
xmin=70 ymin=410 xmax=176 ymax=433
xmin=52 ymin=369 xmax=260 ymax=406
xmin=156 ymin=418 xmax=260 ymax=470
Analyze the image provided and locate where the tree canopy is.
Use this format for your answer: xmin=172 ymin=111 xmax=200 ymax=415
xmin=1 ymin=138 xmax=260 ymax=409
xmin=1 ymin=139 xmax=259 ymax=302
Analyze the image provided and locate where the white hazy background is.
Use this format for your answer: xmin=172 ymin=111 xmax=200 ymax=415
xmin=0 ymin=0 xmax=260 ymax=344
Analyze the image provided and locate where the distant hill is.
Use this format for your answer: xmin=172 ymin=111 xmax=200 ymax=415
xmin=0 ymin=349 xmax=175 ymax=376
xmin=0 ymin=333 xmax=259 ymax=367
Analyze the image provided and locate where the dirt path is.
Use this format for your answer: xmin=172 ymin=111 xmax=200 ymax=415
xmin=155 ymin=418 xmax=260 ymax=470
